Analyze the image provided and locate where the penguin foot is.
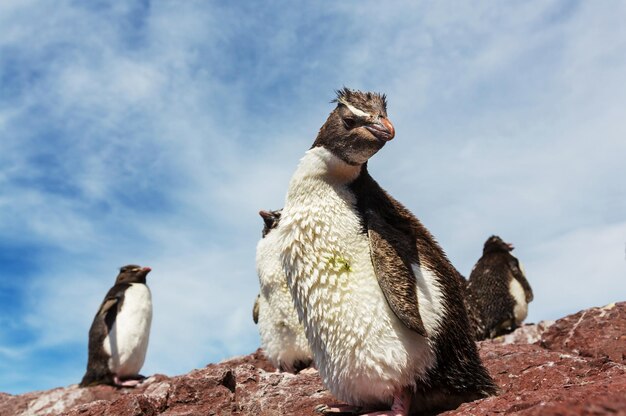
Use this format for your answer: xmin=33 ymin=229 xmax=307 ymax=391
xmin=359 ymin=389 xmax=411 ymax=416
xmin=113 ymin=375 xmax=145 ymax=388
xmin=314 ymin=389 xmax=410 ymax=416
xmin=315 ymin=403 xmax=363 ymax=414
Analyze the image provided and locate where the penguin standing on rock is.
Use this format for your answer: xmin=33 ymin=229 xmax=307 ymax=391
xmin=253 ymin=209 xmax=313 ymax=373
xmin=466 ymin=235 xmax=533 ymax=340
xmin=277 ymin=88 xmax=496 ymax=415
xmin=80 ymin=265 xmax=152 ymax=387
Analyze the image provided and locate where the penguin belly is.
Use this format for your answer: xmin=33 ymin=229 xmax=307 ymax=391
xmin=509 ymin=278 xmax=528 ymax=326
xmin=281 ymin=176 xmax=435 ymax=407
xmin=256 ymin=234 xmax=312 ymax=372
xmin=104 ymin=283 xmax=152 ymax=377
xmin=256 ymin=290 xmax=312 ymax=372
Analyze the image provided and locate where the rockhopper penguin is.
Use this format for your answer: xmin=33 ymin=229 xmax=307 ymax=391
xmin=276 ymin=88 xmax=497 ymax=415
xmin=466 ymin=235 xmax=533 ymax=340
xmin=253 ymin=209 xmax=313 ymax=372
xmin=80 ymin=265 xmax=152 ymax=387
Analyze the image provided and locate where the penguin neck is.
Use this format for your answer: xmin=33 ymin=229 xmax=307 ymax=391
xmin=296 ymin=146 xmax=363 ymax=185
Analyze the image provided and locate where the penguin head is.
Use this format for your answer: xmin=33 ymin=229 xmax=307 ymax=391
xmin=259 ymin=209 xmax=282 ymax=237
xmin=483 ymin=235 xmax=514 ymax=254
xmin=115 ymin=264 xmax=151 ymax=284
xmin=312 ymin=87 xmax=395 ymax=165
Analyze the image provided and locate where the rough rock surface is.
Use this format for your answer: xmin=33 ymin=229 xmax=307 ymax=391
xmin=1 ymin=302 xmax=625 ymax=416
xmin=540 ymin=302 xmax=626 ymax=364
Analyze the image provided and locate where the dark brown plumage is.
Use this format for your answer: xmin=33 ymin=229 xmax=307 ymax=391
xmin=466 ymin=236 xmax=533 ymax=340
xmin=252 ymin=294 xmax=260 ymax=324
xmin=350 ymin=168 xmax=498 ymax=412
xmin=259 ymin=209 xmax=282 ymax=238
xmin=312 ymin=88 xmax=394 ymax=166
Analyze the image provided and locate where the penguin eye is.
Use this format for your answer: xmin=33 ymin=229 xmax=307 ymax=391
xmin=343 ymin=117 xmax=356 ymax=129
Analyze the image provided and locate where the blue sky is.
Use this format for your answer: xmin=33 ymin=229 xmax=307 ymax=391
xmin=1 ymin=1 xmax=625 ymax=395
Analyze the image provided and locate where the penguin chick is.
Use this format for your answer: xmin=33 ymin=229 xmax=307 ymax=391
xmin=277 ymin=88 xmax=496 ymax=415
xmin=80 ymin=265 xmax=152 ymax=388
xmin=255 ymin=209 xmax=313 ymax=373
xmin=466 ymin=235 xmax=533 ymax=340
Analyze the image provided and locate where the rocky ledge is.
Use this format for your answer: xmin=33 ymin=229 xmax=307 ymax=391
xmin=2 ymin=302 xmax=625 ymax=416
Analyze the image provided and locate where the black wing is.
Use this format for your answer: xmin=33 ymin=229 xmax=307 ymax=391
xmin=99 ymin=283 xmax=130 ymax=332
xmin=79 ymin=283 xmax=129 ymax=387
xmin=252 ymin=294 xmax=260 ymax=324
xmin=366 ymin=208 xmax=427 ymax=337
xmin=508 ymin=257 xmax=533 ymax=302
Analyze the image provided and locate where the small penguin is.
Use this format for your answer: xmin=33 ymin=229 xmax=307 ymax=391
xmin=80 ymin=265 xmax=152 ymax=387
xmin=466 ymin=236 xmax=533 ymax=340
xmin=277 ymin=88 xmax=496 ymax=415
xmin=254 ymin=209 xmax=313 ymax=373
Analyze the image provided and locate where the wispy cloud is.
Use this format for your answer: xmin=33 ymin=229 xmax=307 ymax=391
xmin=1 ymin=1 xmax=625 ymax=394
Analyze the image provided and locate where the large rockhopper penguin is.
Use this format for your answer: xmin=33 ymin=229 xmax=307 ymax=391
xmin=466 ymin=235 xmax=533 ymax=340
xmin=277 ymin=88 xmax=497 ymax=415
xmin=253 ymin=209 xmax=313 ymax=373
xmin=80 ymin=265 xmax=152 ymax=388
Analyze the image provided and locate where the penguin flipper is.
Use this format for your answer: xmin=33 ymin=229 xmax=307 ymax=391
xmin=252 ymin=294 xmax=260 ymax=324
xmin=366 ymin=210 xmax=427 ymax=337
xmin=97 ymin=283 xmax=130 ymax=331
xmin=98 ymin=298 xmax=118 ymax=317
xmin=509 ymin=258 xmax=533 ymax=302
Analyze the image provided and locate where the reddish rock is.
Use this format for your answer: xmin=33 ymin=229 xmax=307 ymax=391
xmin=540 ymin=302 xmax=626 ymax=364
xmin=57 ymin=354 xmax=332 ymax=416
xmin=488 ymin=320 xmax=555 ymax=345
xmin=1 ymin=305 xmax=625 ymax=415
xmin=221 ymin=348 xmax=277 ymax=373
xmin=0 ymin=381 xmax=137 ymax=416
xmin=452 ymin=342 xmax=626 ymax=416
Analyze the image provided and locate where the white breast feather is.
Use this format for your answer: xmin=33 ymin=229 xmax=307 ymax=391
xmin=278 ymin=147 xmax=440 ymax=407
xmin=103 ymin=283 xmax=152 ymax=377
xmin=411 ymin=265 xmax=445 ymax=336
xmin=509 ymin=278 xmax=528 ymax=325
xmin=256 ymin=228 xmax=312 ymax=371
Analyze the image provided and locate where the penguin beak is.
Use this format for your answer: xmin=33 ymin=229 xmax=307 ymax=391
xmin=506 ymin=243 xmax=514 ymax=251
xmin=142 ymin=267 xmax=152 ymax=274
xmin=365 ymin=117 xmax=395 ymax=142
